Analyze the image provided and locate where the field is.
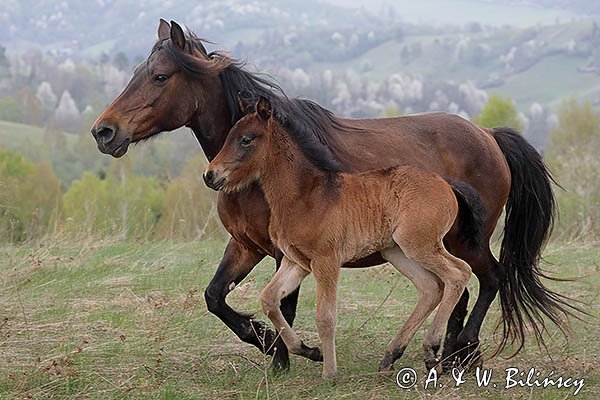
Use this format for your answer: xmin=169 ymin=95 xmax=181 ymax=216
xmin=0 ymin=238 xmax=598 ymax=399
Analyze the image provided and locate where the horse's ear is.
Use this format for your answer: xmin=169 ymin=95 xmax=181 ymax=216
xmin=256 ymin=97 xmax=272 ymax=121
xmin=237 ymin=91 xmax=255 ymax=113
xmin=170 ymin=20 xmax=186 ymax=50
xmin=158 ymin=18 xmax=170 ymax=40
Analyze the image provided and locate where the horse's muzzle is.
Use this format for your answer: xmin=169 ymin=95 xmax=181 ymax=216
xmin=203 ymin=170 xmax=226 ymax=191
xmin=91 ymin=121 xmax=130 ymax=158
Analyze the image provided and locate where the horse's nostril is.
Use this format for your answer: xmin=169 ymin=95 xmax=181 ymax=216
xmin=96 ymin=126 xmax=116 ymax=143
xmin=203 ymin=170 xmax=214 ymax=185
xmin=91 ymin=122 xmax=117 ymax=144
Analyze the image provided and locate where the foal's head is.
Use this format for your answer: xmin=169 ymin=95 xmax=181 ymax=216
xmin=204 ymin=97 xmax=275 ymax=192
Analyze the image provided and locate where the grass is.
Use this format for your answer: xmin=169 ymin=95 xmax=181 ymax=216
xmin=0 ymin=237 xmax=598 ymax=399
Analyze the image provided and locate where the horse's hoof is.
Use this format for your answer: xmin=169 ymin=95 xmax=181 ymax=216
xmin=300 ymin=343 xmax=323 ymax=362
xmin=270 ymin=348 xmax=290 ymax=374
xmin=466 ymin=350 xmax=483 ymax=371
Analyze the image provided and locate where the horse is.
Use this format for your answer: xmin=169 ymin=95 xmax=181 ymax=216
xmin=203 ymin=96 xmax=486 ymax=377
xmin=91 ymin=19 xmax=576 ymax=371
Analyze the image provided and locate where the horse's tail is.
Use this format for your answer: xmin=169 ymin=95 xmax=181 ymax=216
xmin=449 ymin=180 xmax=485 ymax=251
xmin=492 ymin=126 xmax=582 ymax=356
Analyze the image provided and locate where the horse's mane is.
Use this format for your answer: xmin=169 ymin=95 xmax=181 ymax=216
xmin=154 ymin=29 xmax=350 ymax=173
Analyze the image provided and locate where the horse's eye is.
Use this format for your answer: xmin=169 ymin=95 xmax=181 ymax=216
xmin=240 ymin=136 xmax=254 ymax=147
xmin=153 ymin=74 xmax=169 ymax=84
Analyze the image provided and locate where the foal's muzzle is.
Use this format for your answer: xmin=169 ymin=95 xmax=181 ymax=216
xmin=203 ymin=170 xmax=226 ymax=191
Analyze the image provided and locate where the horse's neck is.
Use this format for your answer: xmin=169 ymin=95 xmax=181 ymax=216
xmin=260 ymin=132 xmax=326 ymax=218
xmin=188 ymin=76 xmax=232 ymax=161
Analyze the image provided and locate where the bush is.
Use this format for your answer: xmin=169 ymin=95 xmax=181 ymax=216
xmin=0 ymin=96 xmax=23 ymax=123
xmin=547 ymin=98 xmax=600 ymax=240
xmin=62 ymin=158 xmax=164 ymax=237
xmin=0 ymin=150 xmax=62 ymax=241
xmin=155 ymin=155 xmax=224 ymax=240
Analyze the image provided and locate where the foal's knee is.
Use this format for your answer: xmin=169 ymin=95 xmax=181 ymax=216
xmin=261 ymin=288 xmax=279 ymax=317
xmin=419 ymin=278 xmax=444 ymax=306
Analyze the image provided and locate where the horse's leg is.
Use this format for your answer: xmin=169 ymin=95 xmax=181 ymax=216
xmin=378 ymin=246 xmax=444 ymax=372
xmin=272 ymin=250 xmax=301 ymax=372
xmin=413 ymin=248 xmax=472 ymax=371
xmin=441 ymin=288 xmax=470 ymax=369
xmin=312 ymin=260 xmax=340 ymax=379
xmin=261 ymin=258 xmax=323 ymax=362
xmin=453 ymin=250 xmax=502 ymax=368
xmin=205 ymin=239 xmax=282 ymax=354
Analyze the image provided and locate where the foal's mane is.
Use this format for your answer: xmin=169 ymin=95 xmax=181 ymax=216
xmin=153 ymin=29 xmax=351 ymax=173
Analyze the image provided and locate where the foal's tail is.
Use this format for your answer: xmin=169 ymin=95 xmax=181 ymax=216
xmin=492 ymin=127 xmax=583 ymax=356
xmin=449 ymin=180 xmax=485 ymax=251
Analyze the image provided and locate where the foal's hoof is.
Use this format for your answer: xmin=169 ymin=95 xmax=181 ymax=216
xmin=378 ymin=354 xmax=397 ymax=374
xmin=424 ymin=358 xmax=443 ymax=374
xmin=300 ymin=343 xmax=323 ymax=362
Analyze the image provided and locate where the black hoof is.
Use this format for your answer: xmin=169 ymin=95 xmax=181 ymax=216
xmin=448 ymin=341 xmax=482 ymax=371
xmin=300 ymin=343 xmax=323 ymax=362
xmin=270 ymin=345 xmax=290 ymax=374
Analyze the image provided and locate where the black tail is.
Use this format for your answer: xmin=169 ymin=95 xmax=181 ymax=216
xmin=450 ymin=180 xmax=485 ymax=251
xmin=492 ymin=127 xmax=582 ymax=356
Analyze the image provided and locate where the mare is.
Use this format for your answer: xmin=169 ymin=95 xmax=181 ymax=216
xmin=91 ymin=19 xmax=576 ymax=371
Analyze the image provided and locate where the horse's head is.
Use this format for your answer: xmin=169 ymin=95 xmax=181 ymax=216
xmin=204 ymin=97 xmax=274 ymax=192
xmin=91 ymin=19 xmax=228 ymax=157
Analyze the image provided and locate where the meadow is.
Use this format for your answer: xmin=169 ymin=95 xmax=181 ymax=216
xmin=0 ymin=237 xmax=597 ymax=399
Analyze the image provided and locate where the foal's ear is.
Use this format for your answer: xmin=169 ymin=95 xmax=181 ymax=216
xmin=256 ymin=97 xmax=272 ymax=121
xmin=237 ymin=91 xmax=255 ymax=114
xmin=158 ymin=18 xmax=170 ymax=40
xmin=170 ymin=20 xmax=186 ymax=50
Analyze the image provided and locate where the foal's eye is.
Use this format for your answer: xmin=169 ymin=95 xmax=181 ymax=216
xmin=153 ymin=74 xmax=169 ymax=84
xmin=240 ymin=136 xmax=254 ymax=147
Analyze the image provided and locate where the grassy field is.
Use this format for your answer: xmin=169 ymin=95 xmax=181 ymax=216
xmin=0 ymin=237 xmax=598 ymax=399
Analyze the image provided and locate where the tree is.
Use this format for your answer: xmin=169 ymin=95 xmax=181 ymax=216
xmin=546 ymin=98 xmax=600 ymax=239
xmin=113 ymin=52 xmax=129 ymax=71
xmin=36 ymin=81 xmax=58 ymax=113
xmin=0 ymin=96 xmax=23 ymax=122
xmin=0 ymin=150 xmax=62 ymax=241
xmin=0 ymin=45 xmax=9 ymax=78
xmin=17 ymin=87 xmax=44 ymax=126
xmin=473 ymin=94 xmax=523 ymax=131
xmin=54 ymin=90 xmax=81 ymax=132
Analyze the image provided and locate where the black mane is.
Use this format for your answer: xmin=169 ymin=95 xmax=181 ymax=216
xmin=154 ymin=29 xmax=347 ymax=173
xmin=220 ymin=61 xmax=347 ymax=173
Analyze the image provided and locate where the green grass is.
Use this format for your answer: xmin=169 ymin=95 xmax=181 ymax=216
xmin=0 ymin=238 xmax=598 ymax=399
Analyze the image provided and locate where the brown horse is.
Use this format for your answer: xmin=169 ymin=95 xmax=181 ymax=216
xmin=91 ymin=19 xmax=575 ymax=371
xmin=204 ymin=96 xmax=486 ymax=377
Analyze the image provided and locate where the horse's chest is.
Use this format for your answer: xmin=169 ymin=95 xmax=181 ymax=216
xmin=217 ymin=188 xmax=274 ymax=255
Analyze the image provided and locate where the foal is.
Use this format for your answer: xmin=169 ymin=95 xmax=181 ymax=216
xmin=204 ymin=97 xmax=484 ymax=378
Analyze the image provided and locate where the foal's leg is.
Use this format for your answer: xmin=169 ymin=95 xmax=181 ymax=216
xmin=272 ymin=250 xmax=301 ymax=372
xmin=378 ymin=246 xmax=444 ymax=372
xmin=409 ymin=248 xmax=472 ymax=371
xmin=261 ymin=258 xmax=323 ymax=362
xmin=312 ymin=260 xmax=341 ymax=379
